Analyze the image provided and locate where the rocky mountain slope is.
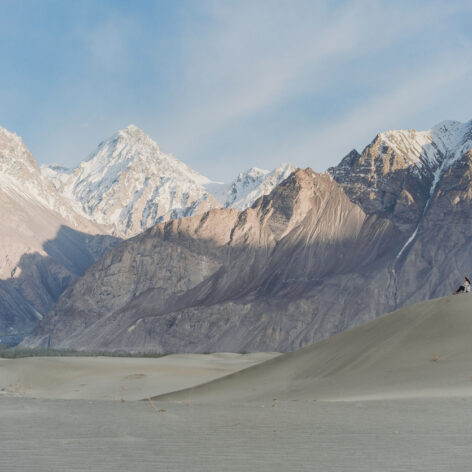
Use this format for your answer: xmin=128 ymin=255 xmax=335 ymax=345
xmin=24 ymin=119 xmax=472 ymax=353
xmin=24 ymin=168 xmax=401 ymax=352
xmin=0 ymin=126 xmax=118 ymax=345
xmin=329 ymin=120 xmax=472 ymax=231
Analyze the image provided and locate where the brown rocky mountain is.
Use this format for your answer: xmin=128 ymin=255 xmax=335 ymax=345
xmin=23 ymin=169 xmax=401 ymax=352
xmin=22 ymin=119 xmax=472 ymax=352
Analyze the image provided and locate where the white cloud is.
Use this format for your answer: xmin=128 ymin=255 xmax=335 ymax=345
xmin=161 ymin=0 xmax=471 ymax=164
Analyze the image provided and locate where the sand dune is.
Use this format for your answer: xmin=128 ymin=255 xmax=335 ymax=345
xmin=4 ymin=296 xmax=472 ymax=472
xmin=0 ymin=352 xmax=278 ymax=400
xmin=154 ymin=294 xmax=472 ymax=403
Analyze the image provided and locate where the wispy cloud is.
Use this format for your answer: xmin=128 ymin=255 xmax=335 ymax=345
xmin=1 ymin=0 xmax=471 ymax=180
xmin=160 ymin=0 xmax=471 ymax=166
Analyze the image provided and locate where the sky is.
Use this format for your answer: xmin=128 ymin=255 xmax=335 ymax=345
xmin=0 ymin=0 xmax=471 ymax=181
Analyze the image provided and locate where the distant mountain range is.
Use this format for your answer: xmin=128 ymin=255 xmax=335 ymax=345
xmin=0 ymin=124 xmax=296 ymax=343
xmin=19 ymin=118 xmax=472 ymax=353
xmin=41 ymin=125 xmax=296 ymax=237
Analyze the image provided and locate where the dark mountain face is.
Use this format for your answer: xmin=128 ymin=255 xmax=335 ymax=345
xmin=0 ymin=227 xmax=119 ymax=346
xmin=23 ymin=120 xmax=472 ymax=353
xmin=394 ymin=149 xmax=472 ymax=306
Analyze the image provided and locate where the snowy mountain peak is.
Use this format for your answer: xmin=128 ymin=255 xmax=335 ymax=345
xmin=47 ymin=127 xmax=218 ymax=236
xmin=114 ymin=124 xmax=154 ymax=145
xmin=0 ymin=125 xmax=106 ymax=232
xmin=428 ymin=119 xmax=472 ymax=155
xmin=375 ymin=128 xmax=437 ymax=169
xmin=209 ymin=163 xmax=298 ymax=210
xmin=0 ymin=125 xmax=37 ymax=171
xmin=90 ymin=125 xmax=159 ymax=163
xmin=329 ymin=119 xmax=472 ymax=234
xmin=37 ymin=124 xmax=298 ymax=236
xmin=0 ymin=125 xmax=46 ymax=192
xmin=84 ymin=125 xmax=210 ymax=184
xmin=124 ymin=124 xmax=140 ymax=132
xmin=368 ymin=119 xmax=472 ymax=173
xmin=237 ymin=165 xmax=268 ymax=184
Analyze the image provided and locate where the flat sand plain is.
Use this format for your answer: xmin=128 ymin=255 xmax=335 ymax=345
xmin=2 ymin=397 xmax=472 ymax=471
xmin=0 ymin=352 xmax=278 ymax=400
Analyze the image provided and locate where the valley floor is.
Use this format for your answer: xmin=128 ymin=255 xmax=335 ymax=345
xmin=2 ymin=346 xmax=472 ymax=471
xmin=1 ymin=396 xmax=472 ymax=472
xmin=0 ymin=353 xmax=278 ymax=400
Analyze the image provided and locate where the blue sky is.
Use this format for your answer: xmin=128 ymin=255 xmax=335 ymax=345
xmin=1 ymin=0 xmax=471 ymax=181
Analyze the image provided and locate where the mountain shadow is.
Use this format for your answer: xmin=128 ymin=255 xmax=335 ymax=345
xmin=24 ymin=170 xmax=407 ymax=352
xmin=0 ymin=226 xmax=120 ymax=346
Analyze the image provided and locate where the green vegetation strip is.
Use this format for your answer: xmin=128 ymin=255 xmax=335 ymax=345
xmin=0 ymin=347 xmax=168 ymax=359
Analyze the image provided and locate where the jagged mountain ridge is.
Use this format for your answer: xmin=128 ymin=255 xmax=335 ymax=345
xmin=0 ymin=127 xmax=98 ymax=234
xmin=0 ymin=123 xmax=297 ymax=344
xmin=23 ymin=118 xmax=472 ymax=353
xmin=44 ymin=126 xmax=296 ymax=236
xmin=207 ymin=163 xmax=297 ymax=210
xmin=329 ymin=120 xmax=472 ymax=231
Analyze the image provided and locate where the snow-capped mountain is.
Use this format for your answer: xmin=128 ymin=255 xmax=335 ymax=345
xmin=329 ymin=119 xmax=472 ymax=232
xmin=376 ymin=120 xmax=472 ymax=173
xmin=41 ymin=163 xmax=74 ymax=190
xmin=207 ymin=163 xmax=297 ymax=210
xmin=0 ymin=122 xmax=296 ymax=343
xmin=0 ymin=126 xmax=116 ymax=343
xmin=0 ymin=126 xmax=96 ymax=231
xmin=25 ymin=118 xmax=472 ymax=353
xmin=43 ymin=125 xmax=221 ymax=237
xmin=41 ymin=120 xmax=472 ymax=242
xmin=43 ymin=126 xmax=298 ymax=237
xmin=332 ymin=120 xmax=472 ymax=182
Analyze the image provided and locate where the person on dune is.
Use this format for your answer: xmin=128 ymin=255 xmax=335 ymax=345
xmin=453 ymin=276 xmax=471 ymax=294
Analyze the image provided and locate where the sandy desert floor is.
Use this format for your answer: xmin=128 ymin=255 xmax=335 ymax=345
xmin=3 ymin=295 xmax=472 ymax=471
xmin=2 ymin=396 xmax=472 ymax=471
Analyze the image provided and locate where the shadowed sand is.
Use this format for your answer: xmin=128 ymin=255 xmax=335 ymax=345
xmin=0 ymin=352 xmax=278 ymax=400
xmin=154 ymin=294 xmax=472 ymax=403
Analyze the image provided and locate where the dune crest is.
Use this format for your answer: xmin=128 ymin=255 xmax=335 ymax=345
xmin=154 ymin=295 xmax=472 ymax=403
